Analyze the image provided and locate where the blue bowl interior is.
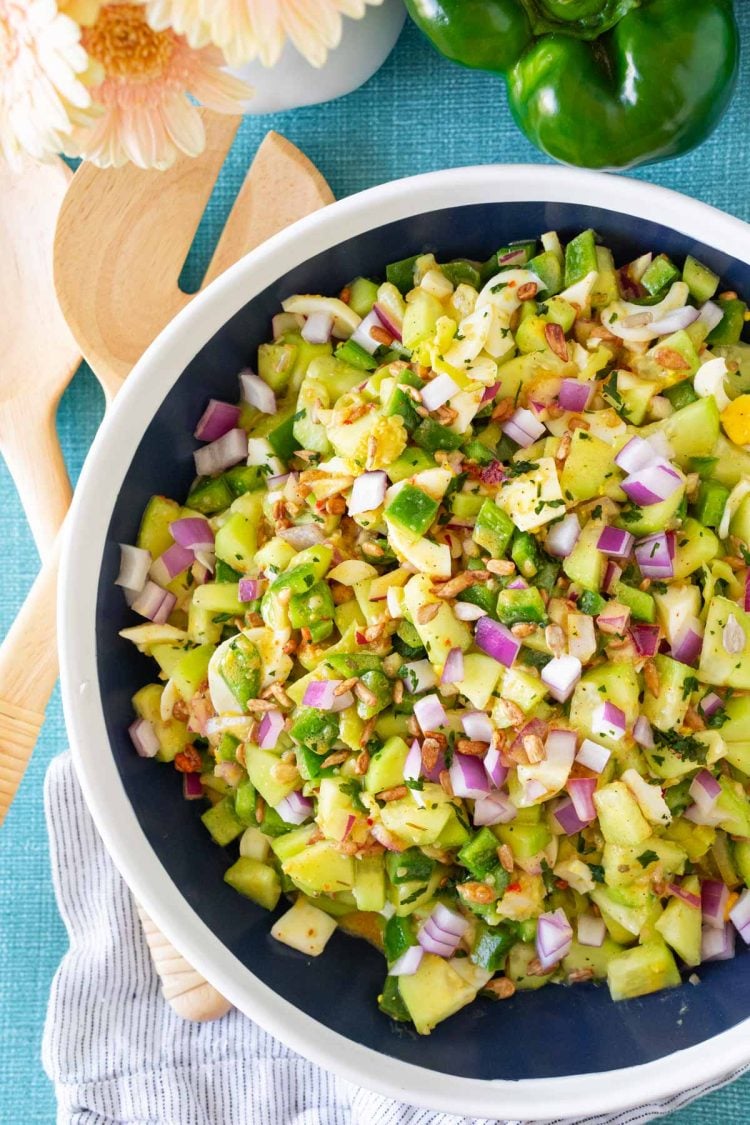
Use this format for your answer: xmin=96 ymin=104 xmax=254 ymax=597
xmin=97 ymin=201 xmax=750 ymax=1081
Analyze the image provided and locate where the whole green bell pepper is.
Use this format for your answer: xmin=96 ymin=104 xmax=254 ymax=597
xmin=405 ymin=0 xmax=739 ymax=170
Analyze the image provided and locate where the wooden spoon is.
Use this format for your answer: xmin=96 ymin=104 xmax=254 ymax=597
xmin=0 ymin=157 xmax=80 ymax=557
xmin=0 ymin=114 xmax=333 ymax=1020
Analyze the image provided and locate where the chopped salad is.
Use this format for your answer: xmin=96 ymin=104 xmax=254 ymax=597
xmin=117 ymin=230 xmax=750 ymax=1034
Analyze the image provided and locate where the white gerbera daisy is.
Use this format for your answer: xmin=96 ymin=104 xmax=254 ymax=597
xmin=146 ymin=0 xmax=385 ymax=70
xmin=0 ymin=0 xmax=99 ymax=167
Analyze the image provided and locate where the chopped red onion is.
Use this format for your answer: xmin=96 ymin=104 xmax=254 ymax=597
xmin=414 ymin=693 xmax=447 ymax=732
xmin=349 ymin=309 xmax=382 ymax=355
xmin=449 ymin=752 xmax=491 ymax=799
xmin=701 ymin=922 xmax=736 ymax=963
xmin=507 ymin=578 xmax=528 ymax=590
xmin=389 ymin=945 xmax=423 ymax=976
xmin=622 ymin=459 xmax=682 ymax=507
xmin=462 ymin=711 xmax=493 ymax=744
xmin=373 ymin=302 xmax=403 ymax=341
xmin=603 ymin=560 xmax=623 ymax=594
xmin=301 ymin=311 xmax=333 ymax=344
xmin=481 ymin=382 xmax=500 ymax=404
xmin=699 ymin=692 xmax=723 ymax=718
xmin=475 ymin=617 xmax=521 ymax=667
xmin=194 ymin=427 xmax=248 ymax=477
xmin=275 ymin=791 xmax=314 ymax=826
xmin=116 ymin=544 xmax=151 ymax=593
xmin=723 ymin=614 xmax=745 ymax=656
xmin=401 ymin=660 xmax=437 ymax=694
xmin=597 ymin=526 xmax=634 ymax=559
xmin=671 ymin=618 xmax=704 ymax=666
xmin=432 ymin=903 xmax=470 ymax=938
xmin=701 ymin=879 xmax=729 ymax=930
xmin=545 ymin=514 xmax=581 ymax=558
xmin=596 ymin=604 xmax=631 ymax=635
xmin=498 ymin=248 xmax=529 ymax=266
xmin=635 ymin=531 xmax=675 ymax=579
xmin=668 ymin=881 xmax=702 ymax=910
xmin=258 ymin=709 xmax=285 ymax=750
xmin=630 ymin=625 xmax=660 ymax=658
xmin=483 ymin=744 xmax=507 ymax=788
xmin=131 ymin=581 xmax=175 ymax=624
xmin=278 ymin=525 xmax=325 ymax=549
xmin=559 ymin=379 xmax=593 ymax=412
xmin=576 ymin=737 xmax=611 ymax=773
xmin=577 ymin=914 xmax=606 ymax=948
xmin=545 ymin=728 xmax=577 ymax=761
xmin=170 ymin=517 xmax=214 ymax=550
xmin=633 ymin=715 xmax=655 ymax=750
xmin=240 ymin=370 xmax=276 ymax=415
xmin=567 ymin=777 xmax=597 ymax=823
xmin=129 ymin=718 xmax=160 ymax=759
xmin=536 ymin=908 xmax=573 ymax=970
xmin=697 ymin=301 xmax=725 ymax=335
xmin=503 ymin=407 xmax=546 ymax=448
xmin=473 ymin=790 xmax=516 ymax=826
xmin=404 ymin=738 xmax=423 ymax=783
xmin=454 ymin=602 xmax=487 ymax=622
xmin=194 ymin=399 xmax=241 ymax=442
xmin=183 ymin=772 xmax=204 ymax=799
xmin=418 ymin=922 xmax=458 ymax=959
xmin=302 ymin=680 xmax=342 ymax=710
xmin=684 ymin=802 xmax=724 ymax=827
xmin=149 ymin=542 xmax=195 ymax=586
xmin=541 ymin=655 xmax=582 ymax=703
xmin=553 ymin=798 xmax=590 ymax=836
xmin=348 ymin=470 xmax=387 ymax=516
xmin=591 ymin=701 xmax=626 ymax=739
xmin=615 ymin=436 xmax=658 ymax=474
xmin=645 ymin=306 xmax=700 ymax=336
xmin=422 ymin=373 xmax=460 ymax=412
xmin=267 ymin=472 xmax=290 ymax=490
xmin=238 ymin=577 xmax=260 ymax=602
xmin=441 ymin=647 xmax=464 ymax=685
xmin=690 ymin=769 xmax=721 ymax=811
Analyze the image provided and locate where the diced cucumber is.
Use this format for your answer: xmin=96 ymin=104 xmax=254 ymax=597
xmin=564 ymin=229 xmax=597 ymax=288
xmin=283 ymin=840 xmax=355 ymax=896
xmin=398 ymin=953 xmax=479 ymax=1035
xmin=607 ymin=940 xmax=681 ymax=1001
xmin=271 ymin=897 xmax=338 ymax=956
xmin=507 ymin=942 xmax=553 ymax=990
xmin=528 ymin=250 xmax=563 ymax=296
xmin=473 ymin=500 xmax=515 ymax=558
xmin=641 ymin=254 xmax=680 ymax=296
xmin=594 ymin=782 xmax=652 ymax=846
xmin=682 ymin=255 xmax=720 ymax=304
xmin=562 ymin=521 xmax=606 ymax=591
xmin=672 ymin=518 xmax=719 ymax=579
xmin=642 ymin=654 xmax=692 ymax=732
xmin=353 ymin=856 xmax=386 ymax=912
xmin=562 ymin=938 xmax=623 ymax=981
xmin=137 ymin=495 xmax=182 ymax=556
xmin=698 ymin=596 xmax=750 ymax=690
xmin=569 ymin=661 xmax=640 ymax=748
xmin=224 ymin=857 xmax=281 ymax=911
xmin=132 ymin=683 xmax=192 ymax=763
xmin=186 ymin=476 xmax=234 ymax=515
xmin=708 ymin=298 xmax=748 ymax=346
xmin=201 ymin=797 xmax=245 ymax=847
xmin=364 ymin=736 xmax=410 ymax=794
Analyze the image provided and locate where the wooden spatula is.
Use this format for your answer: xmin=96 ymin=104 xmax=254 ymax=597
xmin=0 ymin=114 xmax=333 ymax=1020
xmin=0 ymin=157 xmax=80 ymax=557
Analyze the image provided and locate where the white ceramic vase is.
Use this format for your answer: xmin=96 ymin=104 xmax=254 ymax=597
xmin=226 ymin=0 xmax=406 ymax=115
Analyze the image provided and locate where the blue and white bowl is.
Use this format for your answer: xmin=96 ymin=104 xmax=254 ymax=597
xmin=60 ymin=166 xmax=750 ymax=1121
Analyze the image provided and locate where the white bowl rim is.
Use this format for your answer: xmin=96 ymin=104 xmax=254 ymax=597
xmin=60 ymin=163 xmax=750 ymax=1121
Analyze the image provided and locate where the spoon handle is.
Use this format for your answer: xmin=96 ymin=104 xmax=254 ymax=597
xmin=0 ymin=546 xmax=59 ymax=825
xmin=1 ymin=398 xmax=73 ymax=561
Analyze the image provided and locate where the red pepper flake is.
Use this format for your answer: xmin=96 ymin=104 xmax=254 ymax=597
xmin=506 ymin=881 xmax=521 ymax=893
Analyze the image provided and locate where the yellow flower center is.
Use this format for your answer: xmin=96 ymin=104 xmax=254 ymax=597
xmin=83 ymin=3 xmax=173 ymax=80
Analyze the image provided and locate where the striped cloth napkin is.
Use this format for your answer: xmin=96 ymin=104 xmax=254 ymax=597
xmin=42 ymin=752 xmax=745 ymax=1125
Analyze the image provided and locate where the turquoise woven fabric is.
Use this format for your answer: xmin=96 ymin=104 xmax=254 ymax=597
xmin=2 ymin=13 xmax=750 ymax=1121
